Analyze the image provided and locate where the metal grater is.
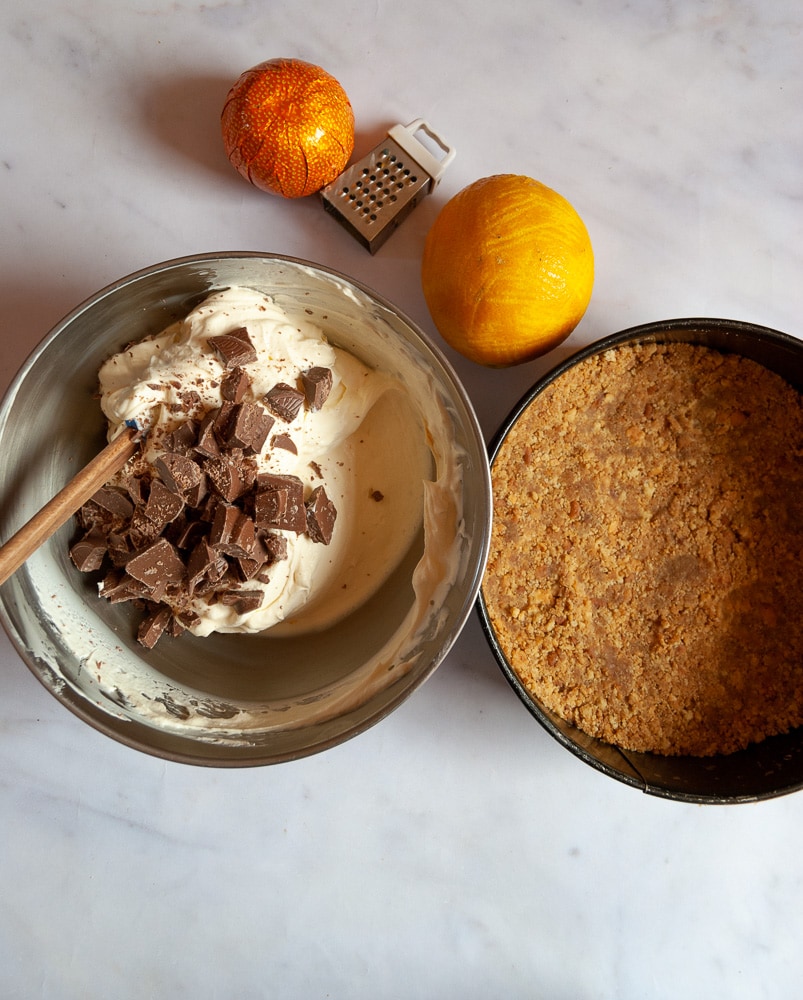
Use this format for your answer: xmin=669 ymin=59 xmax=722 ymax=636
xmin=320 ymin=119 xmax=456 ymax=254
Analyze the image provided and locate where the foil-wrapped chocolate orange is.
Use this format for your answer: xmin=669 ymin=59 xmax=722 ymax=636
xmin=221 ymin=58 xmax=355 ymax=198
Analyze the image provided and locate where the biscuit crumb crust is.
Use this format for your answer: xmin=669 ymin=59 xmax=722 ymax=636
xmin=483 ymin=342 xmax=803 ymax=756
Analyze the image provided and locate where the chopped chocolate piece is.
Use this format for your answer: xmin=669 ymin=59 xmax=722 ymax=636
xmin=125 ymin=538 xmax=185 ymax=598
xmin=233 ymin=555 xmax=264 ymax=581
xmin=231 ymin=532 xmax=268 ymax=580
xmin=210 ymin=505 xmax=256 ymax=559
xmin=99 ymin=570 xmax=151 ymax=603
xmin=70 ymin=531 xmax=108 ymax=573
xmin=121 ymin=474 xmax=147 ymax=506
xmin=155 ymin=452 xmax=204 ymax=498
xmin=174 ymin=518 xmax=209 ymax=551
xmin=167 ymin=615 xmax=186 ymax=638
xmin=305 ymin=486 xmax=337 ymax=545
xmin=221 ymin=366 xmax=252 ymax=402
xmin=218 ymin=589 xmax=263 ymax=614
xmin=179 ymin=389 xmax=202 ymax=413
xmin=210 ymin=402 xmax=236 ymax=445
xmin=308 ymin=461 xmax=323 ymax=480
xmin=218 ymin=401 xmax=274 ymax=454
xmin=128 ymin=510 xmax=164 ymax=549
xmin=254 ymin=474 xmax=307 ymax=533
xmin=163 ymin=420 xmax=198 ymax=454
xmin=210 ymin=326 xmax=257 ymax=368
xmin=196 ymin=493 xmax=220 ymax=523
xmin=176 ymin=608 xmax=202 ymax=629
xmin=138 ymin=606 xmax=172 ymax=649
xmin=187 ymin=539 xmax=228 ymax=593
xmin=264 ymin=382 xmax=305 ymax=422
xmin=204 ymin=456 xmax=249 ymax=503
xmin=272 ymin=432 xmax=297 ymax=454
xmin=261 ymin=531 xmax=288 ymax=564
xmin=209 ymin=503 xmax=240 ymax=547
xmin=301 ymin=366 xmax=333 ymax=410
xmin=183 ymin=471 xmax=208 ymax=508
xmin=75 ymin=500 xmax=104 ymax=533
xmin=107 ymin=530 xmax=135 ymax=568
xmin=91 ymin=486 xmax=134 ymax=519
xmin=143 ymin=479 xmax=185 ymax=528
xmin=195 ymin=411 xmax=222 ymax=458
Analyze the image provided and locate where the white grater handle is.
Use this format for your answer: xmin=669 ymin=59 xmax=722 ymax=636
xmin=387 ymin=119 xmax=456 ymax=190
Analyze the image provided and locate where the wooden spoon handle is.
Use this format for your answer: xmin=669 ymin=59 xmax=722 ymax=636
xmin=0 ymin=426 xmax=140 ymax=587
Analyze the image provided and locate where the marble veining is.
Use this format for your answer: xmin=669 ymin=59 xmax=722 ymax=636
xmin=2 ymin=1 xmax=803 ymax=997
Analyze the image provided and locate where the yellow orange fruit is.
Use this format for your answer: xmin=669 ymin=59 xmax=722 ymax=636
xmin=421 ymin=174 xmax=594 ymax=366
xmin=221 ymin=58 xmax=354 ymax=198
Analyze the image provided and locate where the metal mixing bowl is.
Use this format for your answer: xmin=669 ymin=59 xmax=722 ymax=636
xmin=479 ymin=318 xmax=803 ymax=803
xmin=0 ymin=253 xmax=491 ymax=765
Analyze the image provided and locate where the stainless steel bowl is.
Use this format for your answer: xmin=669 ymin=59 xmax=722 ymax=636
xmin=0 ymin=253 xmax=492 ymax=765
xmin=479 ymin=318 xmax=803 ymax=804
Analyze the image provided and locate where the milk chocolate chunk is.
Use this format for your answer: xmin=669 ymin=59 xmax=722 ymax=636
xmin=305 ymin=486 xmax=337 ymax=545
xmin=167 ymin=615 xmax=186 ymax=638
xmin=137 ymin=605 xmax=173 ymax=649
xmin=210 ymin=326 xmax=257 ymax=368
xmin=221 ymin=366 xmax=252 ymax=402
xmin=99 ymin=570 xmax=151 ymax=603
xmin=218 ymin=589 xmax=263 ymax=614
xmin=209 ymin=503 xmax=240 ymax=547
xmin=155 ymin=452 xmax=204 ymax=498
xmin=301 ymin=366 xmax=333 ymax=411
xmin=211 ymin=402 xmax=236 ymax=444
xmin=187 ymin=539 xmax=227 ymax=593
xmin=210 ymin=505 xmax=256 ymax=559
xmin=70 ymin=531 xmax=108 ymax=573
xmin=163 ymin=420 xmax=198 ymax=454
xmin=264 ymin=382 xmax=305 ymax=422
xmin=174 ymin=518 xmax=208 ymax=551
xmin=254 ymin=474 xmax=306 ymax=532
xmin=261 ymin=530 xmax=288 ymax=564
xmin=204 ymin=456 xmax=249 ymax=503
xmin=195 ymin=411 xmax=222 ymax=458
xmin=143 ymin=479 xmax=185 ymax=528
xmin=127 ymin=509 xmax=164 ymax=550
xmin=232 ymin=532 xmax=269 ymax=580
xmin=122 ymin=474 xmax=147 ymax=506
xmin=219 ymin=401 xmax=274 ymax=454
xmin=272 ymin=432 xmax=297 ymax=454
xmin=107 ymin=530 xmax=135 ymax=568
xmin=91 ymin=486 xmax=134 ymax=519
xmin=125 ymin=538 xmax=185 ymax=596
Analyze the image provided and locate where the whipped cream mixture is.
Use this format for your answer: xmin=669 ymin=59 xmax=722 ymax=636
xmin=97 ymin=286 xmax=432 ymax=637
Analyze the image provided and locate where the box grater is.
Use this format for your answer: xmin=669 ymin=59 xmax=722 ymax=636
xmin=320 ymin=119 xmax=456 ymax=254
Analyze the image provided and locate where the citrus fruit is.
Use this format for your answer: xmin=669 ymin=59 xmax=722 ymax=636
xmin=221 ymin=58 xmax=354 ymax=198
xmin=421 ymin=174 xmax=594 ymax=366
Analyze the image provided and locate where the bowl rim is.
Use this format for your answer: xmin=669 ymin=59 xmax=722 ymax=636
xmin=478 ymin=316 xmax=803 ymax=804
xmin=0 ymin=251 xmax=493 ymax=766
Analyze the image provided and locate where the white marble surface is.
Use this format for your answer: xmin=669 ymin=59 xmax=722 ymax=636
xmin=1 ymin=1 xmax=802 ymax=996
